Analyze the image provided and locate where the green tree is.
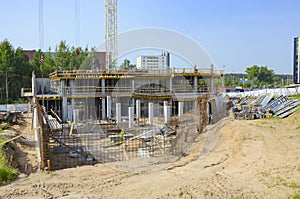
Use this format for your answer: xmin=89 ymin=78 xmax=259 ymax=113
xmin=0 ymin=40 xmax=16 ymax=100
xmin=119 ymin=59 xmax=136 ymax=70
xmin=245 ymin=65 xmax=274 ymax=88
xmin=0 ymin=40 xmax=32 ymax=101
xmin=80 ymin=47 xmax=101 ymax=70
xmin=13 ymin=48 xmax=31 ymax=99
xmin=54 ymin=41 xmax=88 ymax=71
xmin=70 ymin=46 xmax=88 ymax=70
xmin=30 ymin=49 xmax=43 ymax=77
xmin=258 ymin=66 xmax=274 ymax=85
xmin=43 ymin=48 xmax=56 ymax=76
xmin=55 ymin=40 xmax=71 ymax=70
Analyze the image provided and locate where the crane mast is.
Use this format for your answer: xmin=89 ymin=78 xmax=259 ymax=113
xmin=105 ymin=0 xmax=118 ymax=71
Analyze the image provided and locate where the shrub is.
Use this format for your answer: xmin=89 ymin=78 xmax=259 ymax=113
xmin=0 ymin=137 xmax=18 ymax=185
xmin=0 ymin=166 xmax=18 ymax=185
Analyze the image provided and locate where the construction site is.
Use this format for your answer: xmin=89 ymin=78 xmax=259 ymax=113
xmin=21 ymin=66 xmax=224 ymax=171
xmin=7 ymin=0 xmax=225 ymax=171
xmin=2 ymin=1 xmax=300 ymax=198
xmin=6 ymin=0 xmax=300 ymax=173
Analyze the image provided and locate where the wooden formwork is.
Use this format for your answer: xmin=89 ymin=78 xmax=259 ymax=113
xmin=36 ymin=99 xmax=48 ymax=170
xmin=197 ymin=94 xmax=209 ymax=133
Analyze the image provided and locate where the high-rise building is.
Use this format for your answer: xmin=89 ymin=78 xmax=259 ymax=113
xmin=293 ymin=37 xmax=300 ymax=83
xmin=137 ymin=51 xmax=170 ymax=70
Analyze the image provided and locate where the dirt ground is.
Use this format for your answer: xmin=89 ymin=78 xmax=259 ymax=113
xmin=0 ymin=111 xmax=300 ymax=199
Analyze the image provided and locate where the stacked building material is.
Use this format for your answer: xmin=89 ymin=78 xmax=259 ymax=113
xmin=232 ymin=94 xmax=300 ymax=120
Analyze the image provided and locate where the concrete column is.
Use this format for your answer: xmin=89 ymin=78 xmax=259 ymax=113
xmin=101 ymin=79 xmax=106 ymax=120
xmin=131 ymin=79 xmax=135 ymax=93
xmin=61 ymin=80 xmax=68 ymax=121
xmin=62 ymin=97 xmax=68 ymax=121
xmin=107 ymin=96 xmax=111 ymax=119
xmin=33 ymin=98 xmax=41 ymax=171
xmin=70 ymin=79 xmax=75 ymax=122
xmin=32 ymin=71 xmax=36 ymax=96
xmin=73 ymin=109 xmax=79 ymax=125
xmin=116 ymin=103 xmax=121 ymax=124
xmin=194 ymin=99 xmax=198 ymax=109
xmin=148 ymin=102 xmax=153 ymax=125
xmin=164 ymin=101 xmax=168 ymax=108
xmin=178 ymin=101 xmax=184 ymax=120
xmin=194 ymin=76 xmax=198 ymax=92
xmin=136 ymin=99 xmax=141 ymax=120
xmin=164 ymin=106 xmax=170 ymax=125
xmin=169 ymin=77 xmax=173 ymax=92
xmin=163 ymin=101 xmax=168 ymax=124
xmin=68 ymin=104 xmax=73 ymax=121
xmin=128 ymin=107 xmax=134 ymax=128
xmin=131 ymin=79 xmax=135 ymax=107
xmin=210 ymin=64 xmax=214 ymax=94
xmin=84 ymin=98 xmax=88 ymax=120
xmin=163 ymin=101 xmax=167 ymax=116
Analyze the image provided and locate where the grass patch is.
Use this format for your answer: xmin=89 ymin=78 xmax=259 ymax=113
xmin=283 ymin=181 xmax=300 ymax=189
xmin=0 ymin=136 xmax=6 ymax=144
xmin=258 ymin=173 xmax=300 ymax=190
xmin=242 ymin=134 xmax=260 ymax=141
xmin=260 ymin=171 xmax=270 ymax=177
xmin=269 ymin=125 xmax=275 ymax=129
xmin=288 ymin=135 xmax=300 ymax=139
xmin=0 ymin=136 xmax=19 ymax=185
xmin=254 ymin=123 xmax=267 ymax=129
xmin=289 ymin=94 xmax=300 ymax=101
xmin=0 ymin=166 xmax=18 ymax=185
xmin=0 ymin=98 xmax=28 ymax=105
xmin=290 ymin=193 xmax=300 ymax=199
xmin=49 ymin=172 xmax=57 ymax=177
xmin=263 ymin=115 xmax=281 ymax=121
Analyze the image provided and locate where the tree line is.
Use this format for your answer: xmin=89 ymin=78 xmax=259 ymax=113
xmin=0 ymin=39 xmax=102 ymax=102
xmin=0 ymin=39 xmax=293 ymax=102
xmin=220 ymin=65 xmax=293 ymax=88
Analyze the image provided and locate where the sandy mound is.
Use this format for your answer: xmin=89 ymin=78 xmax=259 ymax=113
xmin=0 ymin=111 xmax=300 ymax=198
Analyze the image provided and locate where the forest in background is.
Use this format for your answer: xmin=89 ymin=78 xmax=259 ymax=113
xmin=0 ymin=39 xmax=293 ymax=103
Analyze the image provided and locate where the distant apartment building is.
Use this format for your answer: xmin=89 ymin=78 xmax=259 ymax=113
xmin=294 ymin=37 xmax=300 ymax=84
xmin=136 ymin=51 xmax=170 ymax=70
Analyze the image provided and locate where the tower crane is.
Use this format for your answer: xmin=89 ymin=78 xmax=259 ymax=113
xmin=105 ymin=0 xmax=118 ymax=71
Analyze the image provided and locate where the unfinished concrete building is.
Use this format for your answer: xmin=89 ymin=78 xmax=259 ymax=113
xmin=23 ymin=67 xmax=224 ymax=171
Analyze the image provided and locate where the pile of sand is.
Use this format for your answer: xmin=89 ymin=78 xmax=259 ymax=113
xmin=0 ymin=112 xmax=299 ymax=198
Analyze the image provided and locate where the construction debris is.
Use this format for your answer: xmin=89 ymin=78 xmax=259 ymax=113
xmin=0 ymin=111 xmax=22 ymax=126
xmin=232 ymin=94 xmax=300 ymax=120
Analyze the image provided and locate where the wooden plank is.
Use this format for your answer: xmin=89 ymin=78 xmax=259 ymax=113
xmin=50 ymin=109 xmax=62 ymax=123
xmin=0 ymin=134 xmax=24 ymax=145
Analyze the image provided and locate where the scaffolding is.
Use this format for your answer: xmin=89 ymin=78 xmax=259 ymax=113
xmin=32 ymin=68 xmax=225 ymax=171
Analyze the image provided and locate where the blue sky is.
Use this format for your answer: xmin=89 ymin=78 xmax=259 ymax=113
xmin=1 ymin=0 xmax=300 ymax=74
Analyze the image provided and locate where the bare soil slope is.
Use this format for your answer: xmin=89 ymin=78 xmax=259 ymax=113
xmin=1 ymin=112 xmax=300 ymax=198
